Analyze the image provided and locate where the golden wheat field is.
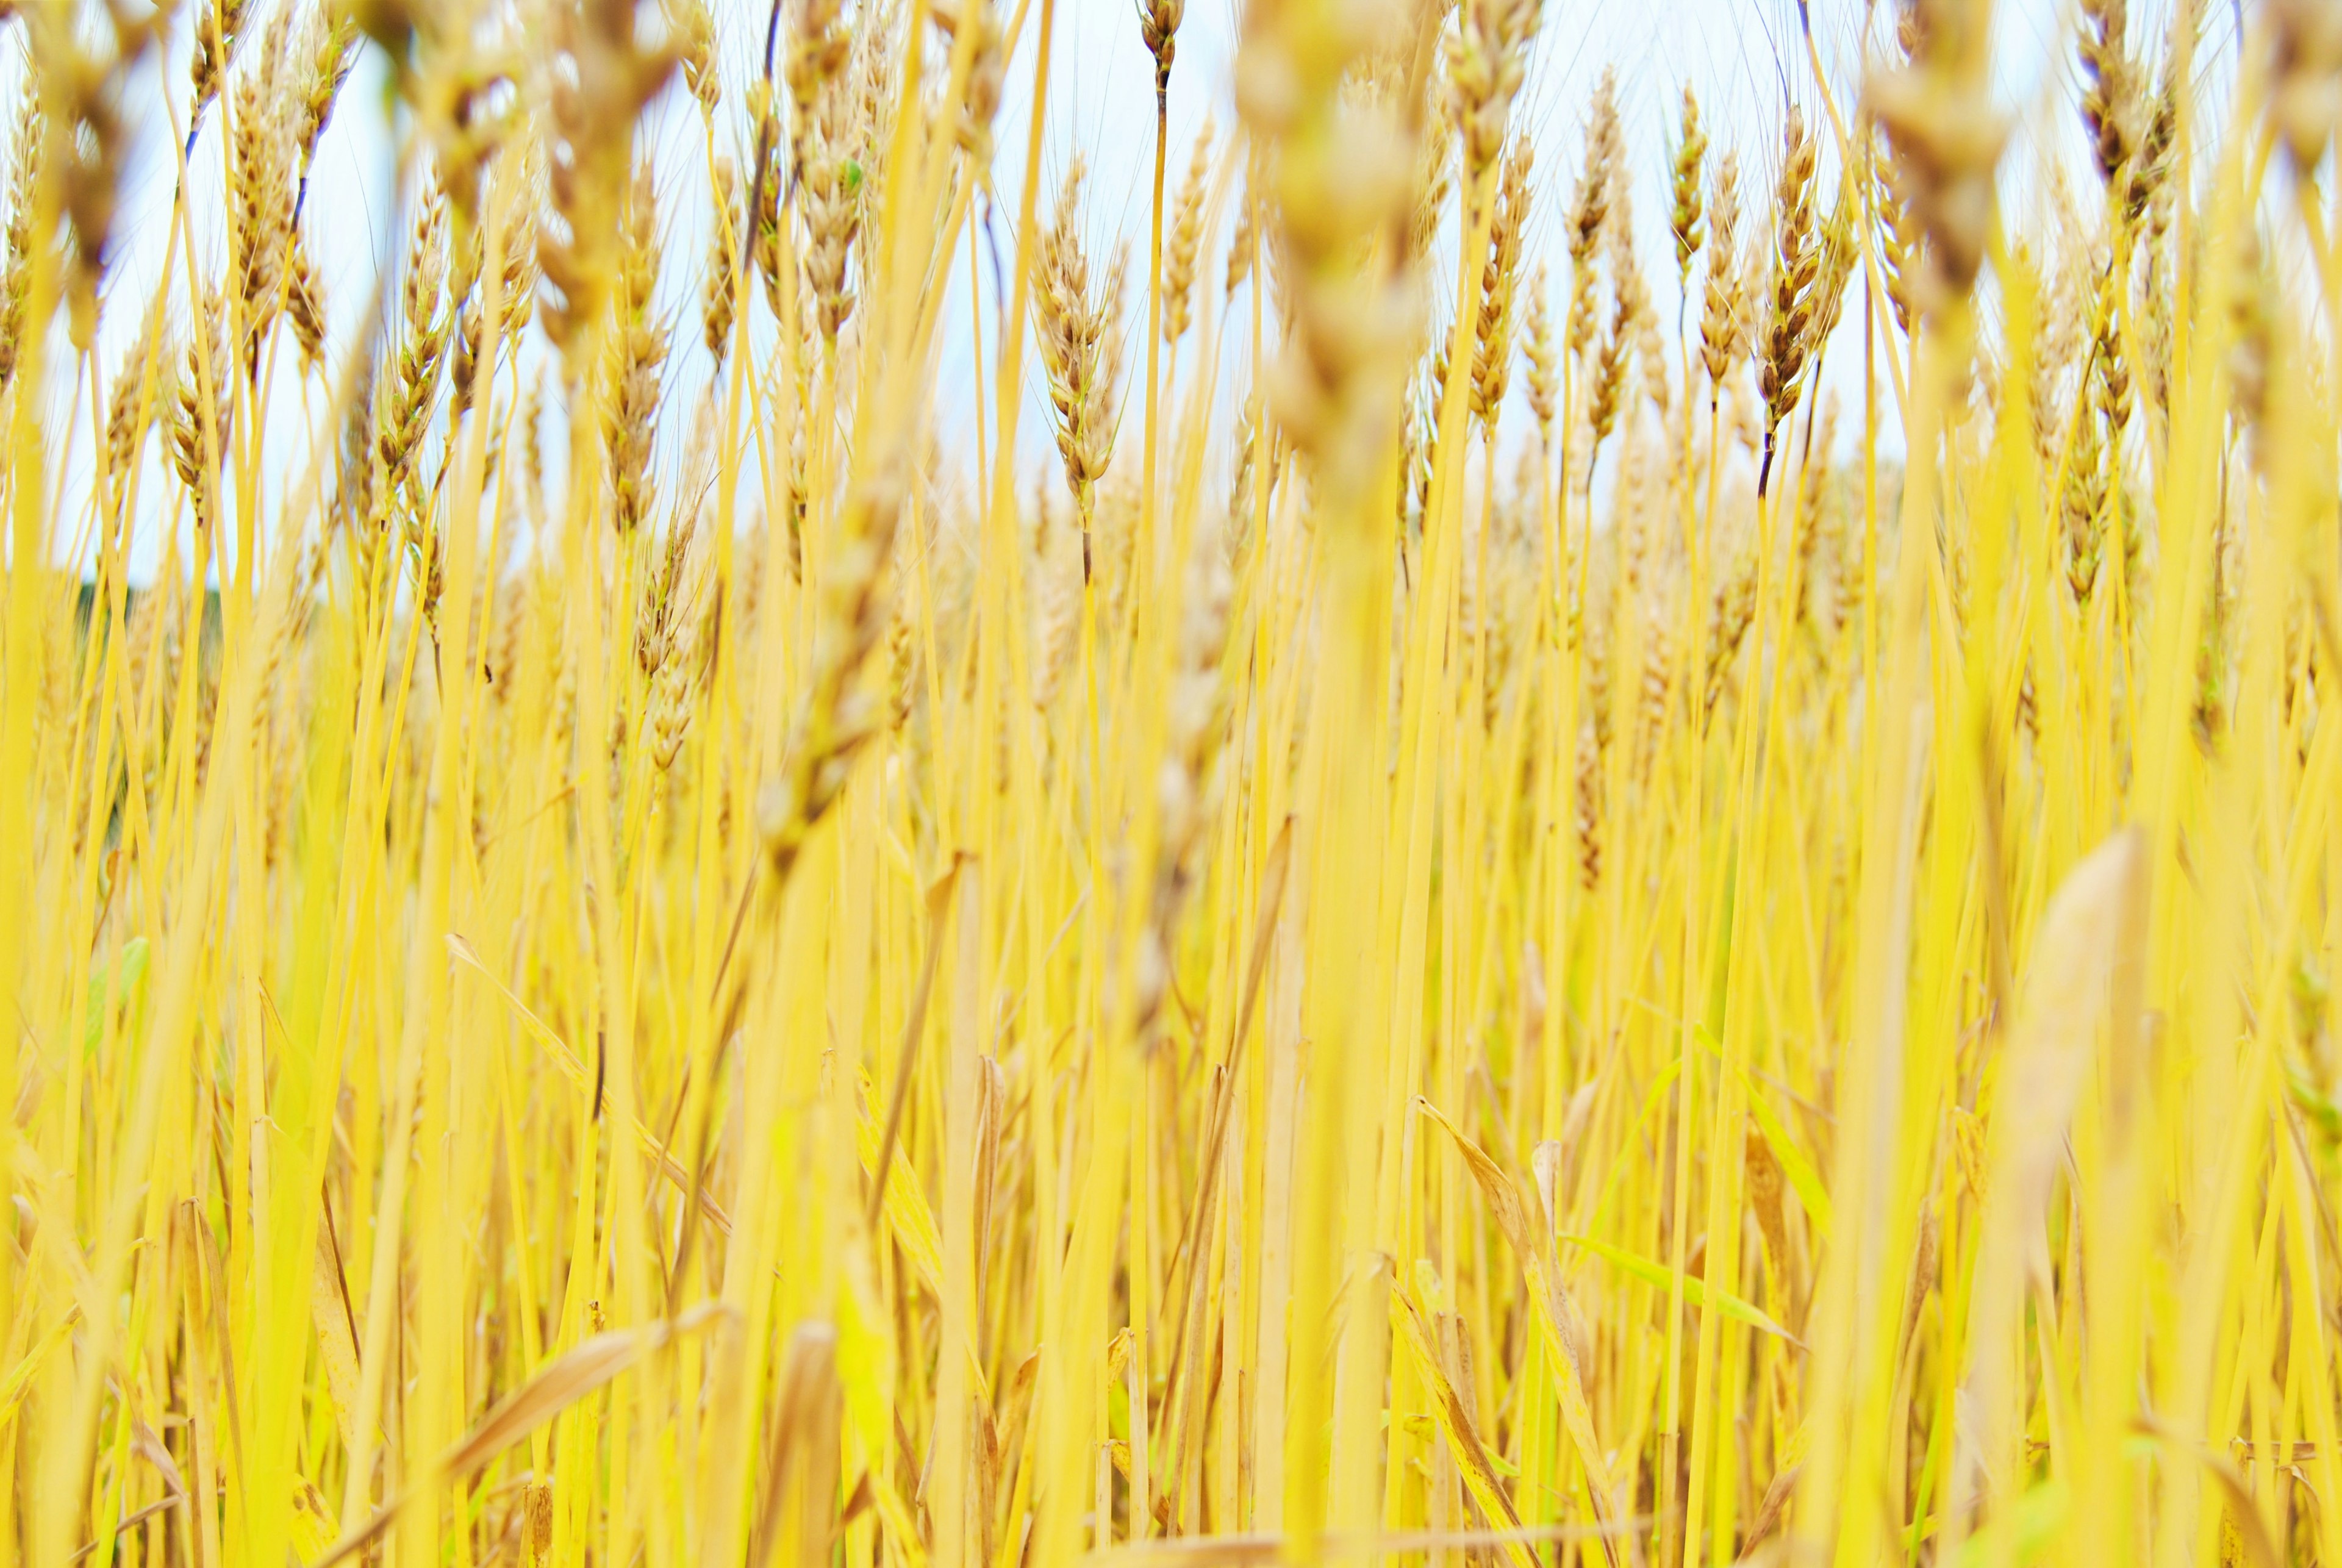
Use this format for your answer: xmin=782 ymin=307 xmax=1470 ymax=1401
xmin=4 ymin=0 xmax=2342 ymax=1562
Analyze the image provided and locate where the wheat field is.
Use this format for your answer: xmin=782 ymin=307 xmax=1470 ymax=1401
xmin=2 ymin=0 xmax=2340 ymax=1563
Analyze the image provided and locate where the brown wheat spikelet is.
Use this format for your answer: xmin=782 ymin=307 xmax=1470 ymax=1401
xmin=1871 ymin=134 xmax=1918 ymax=340
xmin=636 ymin=407 xmax=711 ymax=682
xmin=1612 ymin=195 xmax=1667 ymax=414
xmin=538 ymin=0 xmax=676 ymax=355
xmin=102 ymin=312 xmax=165 ymax=514
xmin=748 ymin=82 xmax=787 ymax=321
xmin=1866 ymin=0 xmax=2007 ymax=320
xmin=668 ymin=0 xmax=719 ymax=113
xmin=1564 ymin=70 xmax=1623 ymax=359
xmin=794 ymin=0 xmax=873 ymax=342
xmin=884 ymin=592 xmax=919 ymax=734
xmin=601 ymin=163 xmax=667 ymax=536
xmin=1448 ymin=0 xmax=1542 ymax=184
xmin=1227 ymin=407 xmax=1261 ymax=563
xmin=1756 ymin=109 xmax=1821 ymax=496
xmin=448 ymin=221 xmax=487 ymax=416
xmin=704 ymin=157 xmax=740 ymax=365
xmin=1574 ymin=721 xmax=1603 ymax=890
xmin=1791 ymin=176 xmax=1861 ymax=392
xmin=951 ymin=2 xmax=1009 ymax=156
xmin=1411 ymin=110 xmax=1455 ymax=260
xmin=1223 ymin=179 xmax=1256 ymax=299
xmin=376 ymin=183 xmax=450 ymax=510
xmin=1030 ymin=491 xmax=1080 ymax=713
xmin=0 ymin=94 xmax=38 ymax=390
xmin=1470 ymin=137 xmax=1533 ymax=428
xmin=1136 ymin=540 xmax=1234 ymax=1027
xmin=1034 ymin=160 xmax=1126 ymax=571
xmin=168 ymin=292 xmax=234 ymax=537
xmin=1586 ymin=252 xmax=1631 ymax=467
xmin=497 ymin=180 xmax=540 ymax=340
xmin=2063 ymin=395 xmax=2110 ymax=602
xmin=1139 ymin=0 xmax=1186 ymax=100
xmin=1162 ymin=121 xmax=1212 ymax=353
xmin=1670 ymin=84 xmax=1707 ymax=288
xmin=1698 ymin=151 xmax=1744 ymax=397
xmin=756 ymin=447 xmax=912 ymax=882
xmin=649 ymin=605 xmax=717 ymax=775
xmin=2077 ymin=0 xmax=2141 ymax=196
xmin=2128 ymin=48 xmax=2179 ymax=227
xmin=2091 ymin=267 xmax=2130 ymax=437
xmin=2226 ymin=226 xmax=2276 ymax=458
xmin=287 ymin=232 xmax=329 ymax=370
xmin=1402 ymin=374 xmax=1437 ymax=542
xmin=292 ymin=2 xmax=357 ymax=201
xmin=190 ymin=0 xmax=248 ymax=124
xmin=1792 ymin=392 xmax=1839 ymax=617
xmin=452 ymin=183 xmax=537 ymax=417
xmin=1633 ymin=600 xmax=1674 ymax=781
xmin=1524 ymin=264 xmax=1558 ymax=445
xmin=1705 ymin=534 xmax=1758 ymax=712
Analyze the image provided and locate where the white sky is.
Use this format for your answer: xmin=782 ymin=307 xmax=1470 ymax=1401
xmin=26 ymin=0 xmax=2254 ymax=576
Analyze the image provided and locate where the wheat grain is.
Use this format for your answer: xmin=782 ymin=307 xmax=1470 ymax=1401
xmin=7 ymin=14 xmax=2338 ymax=1568
xmin=1162 ymin=121 xmax=1212 ymax=353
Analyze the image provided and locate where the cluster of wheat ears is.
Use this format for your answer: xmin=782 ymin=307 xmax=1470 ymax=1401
xmin=3 ymin=0 xmax=2342 ymax=1562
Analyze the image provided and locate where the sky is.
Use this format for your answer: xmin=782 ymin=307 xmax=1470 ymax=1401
xmin=20 ymin=0 xmax=2252 ymax=577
